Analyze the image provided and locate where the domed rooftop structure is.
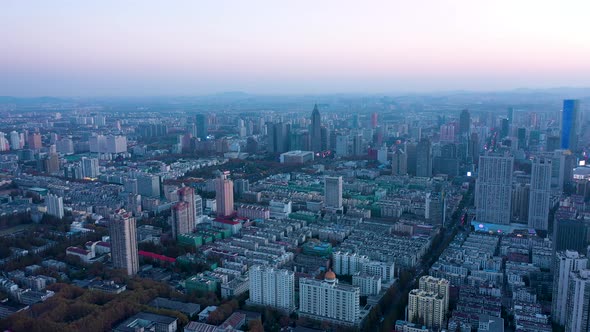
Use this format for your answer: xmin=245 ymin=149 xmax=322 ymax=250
xmin=324 ymin=269 xmax=336 ymax=282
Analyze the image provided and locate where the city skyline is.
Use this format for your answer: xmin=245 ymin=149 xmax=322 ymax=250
xmin=2 ymin=0 xmax=590 ymax=96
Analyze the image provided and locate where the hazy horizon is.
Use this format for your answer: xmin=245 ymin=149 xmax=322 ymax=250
xmin=2 ymin=0 xmax=590 ymax=96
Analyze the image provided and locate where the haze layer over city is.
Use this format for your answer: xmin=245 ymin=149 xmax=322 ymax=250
xmin=0 ymin=1 xmax=589 ymax=332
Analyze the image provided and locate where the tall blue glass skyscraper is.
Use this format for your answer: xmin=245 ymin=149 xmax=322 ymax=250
xmin=195 ymin=114 xmax=208 ymax=140
xmin=561 ymin=99 xmax=580 ymax=151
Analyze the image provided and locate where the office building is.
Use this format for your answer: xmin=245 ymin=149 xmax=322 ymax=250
xmin=459 ymin=109 xmax=470 ymax=138
xmin=310 ymin=104 xmax=322 ymax=152
xmin=267 ymin=122 xmax=290 ymax=153
xmin=528 ymin=158 xmax=552 ymax=230
xmin=46 ymin=194 xmax=64 ymax=219
xmin=511 ymin=182 xmax=530 ymax=222
xmin=407 ymin=289 xmax=445 ymax=330
xmin=475 ymin=154 xmax=514 ymax=225
xmin=215 ymin=171 xmax=234 ymax=217
xmin=552 ymin=250 xmax=587 ymax=326
xmin=324 ymin=176 xmax=343 ymax=211
xmin=248 ymin=265 xmax=295 ymax=312
xmin=561 ymin=99 xmax=580 ymax=151
xmin=415 ymin=138 xmax=432 ymax=177
xmin=195 ymin=114 xmax=208 ymax=140
xmin=335 ymin=135 xmax=350 ymax=157
xmin=554 ymin=219 xmax=587 ymax=254
xmin=109 ymin=209 xmax=139 ymax=276
xmin=299 ymin=271 xmax=360 ymax=326
xmin=391 ymin=147 xmax=408 ymax=176
xmin=565 ymin=269 xmax=590 ymax=332
xmin=352 ymin=133 xmax=363 ymax=156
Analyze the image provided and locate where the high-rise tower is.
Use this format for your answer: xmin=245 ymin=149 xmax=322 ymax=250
xmin=310 ymin=104 xmax=322 ymax=152
xmin=561 ymin=99 xmax=580 ymax=151
xmin=109 ymin=209 xmax=139 ymax=276
xmin=324 ymin=176 xmax=343 ymax=211
xmin=475 ymin=153 xmax=514 ymax=225
xmin=528 ymin=157 xmax=552 ymax=230
xmin=215 ymin=171 xmax=234 ymax=217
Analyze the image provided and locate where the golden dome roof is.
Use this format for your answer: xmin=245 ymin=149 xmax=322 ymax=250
xmin=325 ymin=269 xmax=336 ymax=281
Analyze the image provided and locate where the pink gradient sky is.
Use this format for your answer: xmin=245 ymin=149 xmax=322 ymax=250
xmin=1 ymin=0 xmax=590 ymax=96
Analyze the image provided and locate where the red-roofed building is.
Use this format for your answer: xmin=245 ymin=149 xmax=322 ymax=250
xmin=66 ymin=246 xmax=95 ymax=263
xmin=138 ymin=250 xmax=176 ymax=263
xmin=212 ymin=218 xmax=242 ymax=235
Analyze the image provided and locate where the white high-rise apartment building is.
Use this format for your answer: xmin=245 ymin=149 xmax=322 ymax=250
xmin=528 ymin=157 xmax=552 ymax=230
xmin=109 ymin=209 xmax=139 ymax=276
xmin=566 ymin=269 xmax=590 ymax=332
xmin=408 ymin=289 xmax=445 ymax=330
xmin=552 ymin=250 xmax=588 ymax=326
xmin=362 ymin=260 xmax=395 ymax=283
xmin=324 ymin=176 xmax=343 ymax=211
xmin=299 ymin=271 xmax=360 ymax=326
xmin=475 ymin=153 xmax=514 ymax=225
xmin=419 ymin=276 xmax=450 ymax=313
xmin=332 ymin=251 xmax=369 ymax=276
xmin=9 ymin=131 xmax=21 ymax=150
xmin=352 ymin=273 xmax=381 ymax=296
xmin=248 ymin=265 xmax=295 ymax=312
xmin=81 ymin=157 xmax=100 ymax=178
xmin=46 ymin=194 xmax=64 ymax=219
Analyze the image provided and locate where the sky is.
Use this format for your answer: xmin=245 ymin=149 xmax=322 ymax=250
xmin=1 ymin=0 xmax=590 ymax=96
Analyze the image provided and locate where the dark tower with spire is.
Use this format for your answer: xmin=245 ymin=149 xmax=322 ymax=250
xmin=310 ymin=104 xmax=322 ymax=152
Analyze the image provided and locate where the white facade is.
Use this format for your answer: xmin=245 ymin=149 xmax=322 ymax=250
xmin=362 ymin=260 xmax=395 ymax=283
xmin=408 ymin=289 xmax=445 ymax=330
xmin=475 ymin=154 xmax=514 ymax=225
xmin=89 ymin=135 xmax=127 ymax=154
xmin=269 ymin=200 xmax=292 ymax=219
xmin=528 ymin=157 xmax=552 ymax=230
xmin=566 ymin=269 xmax=590 ymax=332
xmin=81 ymin=157 xmax=100 ymax=178
xmin=419 ymin=275 xmax=450 ymax=313
xmin=352 ymin=273 xmax=381 ymax=296
xmin=9 ymin=131 xmax=21 ymax=150
xmin=248 ymin=265 xmax=295 ymax=312
xmin=299 ymin=275 xmax=360 ymax=326
xmin=46 ymin=194 xmax=64 ymax=219
xmin=552 ymin=250 xmax=588 ymax=326
xmin=332 ymin=251 xmax=369 ymax=276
